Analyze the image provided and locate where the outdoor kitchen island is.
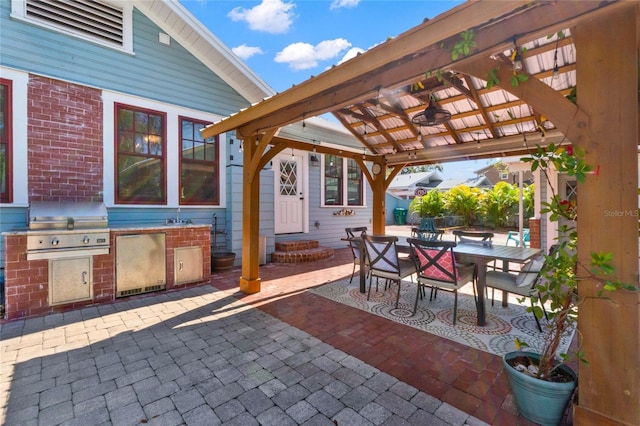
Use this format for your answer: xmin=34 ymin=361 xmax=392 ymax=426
xmin=2 ymin=224 xmax=211 ymax=320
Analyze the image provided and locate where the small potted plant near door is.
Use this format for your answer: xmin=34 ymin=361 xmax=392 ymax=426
xmin=501 ymin=144 xmax=635 ymax=426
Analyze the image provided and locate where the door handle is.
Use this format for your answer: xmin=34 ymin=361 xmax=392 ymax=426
xmin=179 ymin=260 xmax=183 ymax=271
xmin=82 ymin=271 xmax=88 ymax=285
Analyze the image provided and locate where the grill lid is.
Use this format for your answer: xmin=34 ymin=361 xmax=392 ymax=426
xmin=29 ymin=201 xmax=108 ymax=230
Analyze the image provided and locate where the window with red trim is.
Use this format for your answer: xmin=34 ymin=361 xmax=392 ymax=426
xmin=179 ymin=117 xmax=219 ymax=205
xmin=115 ymin=104 xmax=166 ymax=204
xmin=323 ymin=156 xmax=363 ymax=207
xmin=347 ymin=158 xmax=363 ymax=206
xmin=0 ymin=79 xmax=12 ymax=203
xmin=324 ymin=155 xmax=343 ymax=206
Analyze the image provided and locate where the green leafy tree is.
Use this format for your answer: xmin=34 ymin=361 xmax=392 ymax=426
xmin=444 ymin=185 xmax=481 ymax=226
xmin=409 ymin=189 xmax=445 ymax=218
xmin=480 ymin=181 xmax=519 ymax=228
xmin=523 ymin=183 xmax=535 ymax=220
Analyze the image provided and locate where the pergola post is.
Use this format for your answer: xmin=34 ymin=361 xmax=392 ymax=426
xmin=573 ymin=6 xmax=639 ymax=425
xmin=371 ymin=160 xmax=387 ymax=234
xmin=239 ymin=136 xmax=262 ymax=293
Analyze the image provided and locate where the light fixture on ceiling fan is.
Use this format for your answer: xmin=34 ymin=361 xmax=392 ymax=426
xmin=411 ymin=95 xmax=451 ymax=126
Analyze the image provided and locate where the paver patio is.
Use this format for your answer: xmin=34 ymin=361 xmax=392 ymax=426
xmin=1 ymin=228 xmax=571 ymax=425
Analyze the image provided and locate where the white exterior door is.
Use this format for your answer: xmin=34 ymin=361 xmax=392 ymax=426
xmin=274 ymin=152 xmax=305 ymax=234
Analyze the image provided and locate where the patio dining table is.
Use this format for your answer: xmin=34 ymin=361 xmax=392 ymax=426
xmin=345 ymin=235 xmax=541 ymax=326
xmin=452 ymin=243 xmax=542 ymax=326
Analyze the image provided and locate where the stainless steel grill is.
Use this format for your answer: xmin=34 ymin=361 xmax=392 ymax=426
xmin=26 ymin=201 xmax=110 ymax=260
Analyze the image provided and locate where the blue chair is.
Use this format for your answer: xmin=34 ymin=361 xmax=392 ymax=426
xmin=506 ymin=228 xmax=530 ymax=247
xmin=411 ymin=218 xmax=444 ymax=241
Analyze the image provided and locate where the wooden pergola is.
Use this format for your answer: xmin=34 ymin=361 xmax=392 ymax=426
xmin=203 ymin=1 xmax=639 ymax=423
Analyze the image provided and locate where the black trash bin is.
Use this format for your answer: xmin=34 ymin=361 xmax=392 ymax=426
xmin=393 ymin=208 xmax=407 ymax=225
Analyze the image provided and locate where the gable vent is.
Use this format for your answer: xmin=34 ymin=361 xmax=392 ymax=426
xmin=26 ymin=0 xmax=123 ymax=46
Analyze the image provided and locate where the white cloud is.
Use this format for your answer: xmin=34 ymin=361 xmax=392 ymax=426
xmin=228 ymin=0 xmax=296 ymax=34
xmin=274 ymin=43 xmax=317 ymax=70
xmin=274 ymin=38 xmax=352 ymax=70
xmin=330 ymin=0 xmax=360 ymax=10
xmin=231 ymin=44 xmax=264 ymax=60
xmin=315 ymin=39 xmax=351 ymax=60
xmin=337 ymin=47 xmax=365 ymax=65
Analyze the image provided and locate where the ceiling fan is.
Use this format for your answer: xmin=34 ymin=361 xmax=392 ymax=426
xmin=411 ymin=95 xmax=451 ymax=127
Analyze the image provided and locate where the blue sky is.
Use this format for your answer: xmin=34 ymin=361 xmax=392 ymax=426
xmin=180 ymin=0 xmax=463 ymax=93
xmin=179 ymin=0 xmax=498 ymax=178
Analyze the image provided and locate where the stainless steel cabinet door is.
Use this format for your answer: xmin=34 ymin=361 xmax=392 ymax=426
xmin=116 ymin=233 xmax=166 ymax=297
xmin=174 ymin=246 xmax=203 ymax=285
xmin=49 ymin=257 xmax=92 ymax=305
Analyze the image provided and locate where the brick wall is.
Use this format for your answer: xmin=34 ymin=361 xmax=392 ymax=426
xmin=3 ymin=227 xmax=211 ymax=321
xmin=28 ymin=75 xmax=103 ymax=201
xmin=529 ymin=218 xmax=541 ymax=249
xmin=165 ymin=227 xmax=211 ymax=288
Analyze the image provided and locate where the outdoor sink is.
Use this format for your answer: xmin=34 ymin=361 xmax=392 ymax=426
xmin=165 ymin=219 xmax=192 ymax=225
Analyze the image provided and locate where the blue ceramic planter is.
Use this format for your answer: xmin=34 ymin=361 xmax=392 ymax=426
xmin=503 ymin=351 xmax=577 ymax=426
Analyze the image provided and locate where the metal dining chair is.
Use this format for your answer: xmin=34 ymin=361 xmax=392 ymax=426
xmin=411 ymin=218 xmax=445 ymax=241
xmin=362 ymin=235 xmax=415 ymax=308
xmin=484 ymin=254 xmax=547 ymax=331
xmin=453 ymin=230 xmax=494 ymax=246
xmin=452 ymin=230 xmax=495 ymax=300
xmin=345 ymin=227 xmax=368 ymax=284
xmin=407 ymin=238 xmax=475 ymax=324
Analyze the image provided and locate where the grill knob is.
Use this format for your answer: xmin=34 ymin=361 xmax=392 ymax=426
xmin=51 ymin=238 xmax=59 ymax=246
xmin=83 ymin=236 xmax=90 ymax=244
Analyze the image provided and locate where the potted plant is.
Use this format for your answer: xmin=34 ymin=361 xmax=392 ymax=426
xmin=211 ymin=251 xmax=236 ymax=271
xmin=501 ymin=144 xmax=636 ymax=426
xmin=211 ymin=214 xmax=236 ymax=272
